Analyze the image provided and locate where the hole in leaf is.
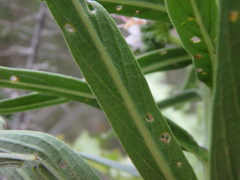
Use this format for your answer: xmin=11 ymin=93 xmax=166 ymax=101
xmin=160 ymin=132 xmax=171 ymax=144
xmin=87 ymin=2 xmax=96 ymax=14
xmin=145 ymin=112 xmax=154 ymax=122
xmin=57 ymin=159 xmax=67 ymax=168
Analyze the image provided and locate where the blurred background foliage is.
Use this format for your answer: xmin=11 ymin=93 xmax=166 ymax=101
xmin=0 ymin=0 xmax=205 ymax=179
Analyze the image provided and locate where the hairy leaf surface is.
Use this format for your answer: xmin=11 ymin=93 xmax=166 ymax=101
xmin=0 ymin=131 xmax=100 ymax=180
xmin=210 ymin=0 xmax=240 ymax=179
xmin=44 ymin=0 xmax=197 ymax=179
xmin=96 ymin=0 xmax=168 ymax=21
xmin=165 ymin=0 xmax=217 ymax=86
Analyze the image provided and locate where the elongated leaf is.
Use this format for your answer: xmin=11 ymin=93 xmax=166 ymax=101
xmin=164 ymin=0 xmax=217 ymax=86
xmin=0 ymin=130 xmax=100 ymax=180
xmin=80 ymin=152 xmax=140 ymax=177
xmin=0 ymin=66 xmax=99 ymax=108
xmin=157 ymin=89 xmax=201 ymax=110
xmin=0 ymin=93 xmax=67 ymax=114
xmin=210 ymin=1 xmax=240 ymax=179
xmin=166 ymin=119 xmax=208 ymax=162
xmin=0 ymin=153 xmax=36 ymax=168
xmin=96 ymin=0 xmax=169 ymax=21
xmin=137 ymin=47 xmax=191 ymax=74
xmin=0 ymin=92 xmax=208 ymax=162
xmin=44 ymin=0 xmax=197 ymax=179
xmin=0 ymin=48 xmax=190 ymax=96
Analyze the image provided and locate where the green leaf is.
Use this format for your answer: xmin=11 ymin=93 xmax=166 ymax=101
xmin=0 ymin=93 xmax=207 ymax=162
xmin=164 ymin=0 xmax=218 ymax=86
xmin=166 ymin=118 xmax=208 ymax=162
xmin=210 ymin=1 xmax=240 ymax=179
xmin=157 ymin=89 xmax=201 ymax=110
xmin=80 ymin=152 xmax=140 ymax=177
xmin=0 ymin=93 xmax=68 ymax=114
xmin=0 ymin=153 xmax=36 ymax=168
xmin=137 ymin=47 xmax=191 ymax=74
xmin=0 ymin=130 xmax=100 ymax=180
xmin=0 ymin=47 xmax=191 ymax=114
xmin=0 ymin=66 xmax=99 ymax=108
xmin=44 ymin=0 xmax=197 ymax=179
xmin=96 ymin=0 xmax=169 ymax=21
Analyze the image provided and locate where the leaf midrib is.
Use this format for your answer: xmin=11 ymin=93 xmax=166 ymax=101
xmin=73 ymin=1 xmax=175 ymax=179
xmin=142 ymin=55 xmax=190 ymax=73
xmin=0 ymin=80 xmax=94 ymax=99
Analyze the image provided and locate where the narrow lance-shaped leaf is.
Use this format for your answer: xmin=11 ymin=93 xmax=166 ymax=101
xmin=96 ymin=0 xmax=169 ymax=22
xmin=0 ymin=66 xmax=99 ymax=108
xmin=0 ymin=153 xmax=36 ymax=168
xmin=0 ymin=92 xmax=208 ymax=163
xmin=210 ymin=1 xmax=240 ymax=179
xmin=157 ymin=89 xmax=201 ymax=110
xmin=79 ymin=152 xmax=140 ymax=177
xmin=164 ymin=0 xmax=217 ymax=86
xmin=0 ymin=93 xmax=68 ymax=114
xmin=0 ymin=47 xmax=190 ymax=96
xmin=0 ymin=130 xmax=100 ymax=180
xmin=44 ymin=0 xmax=197 ymax=179
xmin=137 ymin=47 xmax=191 ymax=74
xmin=166 ymin=118 xmax=208 ymax=163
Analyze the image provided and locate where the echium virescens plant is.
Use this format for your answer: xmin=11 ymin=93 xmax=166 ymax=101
xmin=0 ymin=0 xmax=239 ymax=179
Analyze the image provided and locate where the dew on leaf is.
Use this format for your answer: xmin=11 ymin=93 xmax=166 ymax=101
xmin=160 ymin=132 xmax=171 ymax=144
xmin=64 ymin=23 xmax=75 ymax=33
xmin=116 ymin=5 xmax=123 ymax=11
xmin=190 ymin=36 xmax=201 ymax=43
xmin=145 ymin=112 xmax=154 ymax=122
xmin=10 ymin=75 xmax=19 ymax=82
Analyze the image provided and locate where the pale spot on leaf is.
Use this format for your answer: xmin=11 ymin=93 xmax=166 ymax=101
xmin=191 ymin=36 xmax=201 ymax=43
xmin=116 ymin=5 xmax=123 ymax=11
xmin=64 ymin=23 xmax=75 ymax=33
xmin=10 ymin=75 xmax=19 ymax=82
